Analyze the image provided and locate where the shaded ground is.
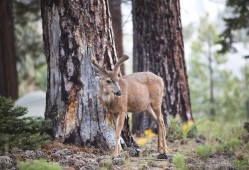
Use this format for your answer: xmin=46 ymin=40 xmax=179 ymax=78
xmin=0 ymin=135 xmax=246 ymax=170
xmin=1 ymin=119 xmax=249 ymax=170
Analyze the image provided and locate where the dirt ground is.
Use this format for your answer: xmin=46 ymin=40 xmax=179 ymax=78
xmin=2 ymin=135 xmax=240 ymax=170
xmin=2 ymin=122 xmax=249 ymax=170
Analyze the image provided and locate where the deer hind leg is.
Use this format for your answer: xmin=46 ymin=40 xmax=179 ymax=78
xmin=153 ymin=106 xmax=168 ymax=153
xmin=113 ymin=112 xmax=126 ymax=157
xmin=147 ymin=105 xmax=162 ymax=152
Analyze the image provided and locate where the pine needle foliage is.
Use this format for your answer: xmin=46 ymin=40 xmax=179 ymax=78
xmin=0 ymin=96 xmax=50 ymax=154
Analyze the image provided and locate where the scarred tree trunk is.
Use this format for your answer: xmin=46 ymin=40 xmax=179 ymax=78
xmin=41 ymin=0 xmax=136 ymax=149
xmin=132 ymin=0 xmax=194 ymax=133
xmin=0 ymin=0 xmax=18 ymax=99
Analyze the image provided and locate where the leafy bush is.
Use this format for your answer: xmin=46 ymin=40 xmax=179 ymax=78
xmin=17 ymin=159 xmax=61 ymax=170
xmin=0 ymin=96 xmax=50 ymax=153
xmin=172 ymin=154 xmax=188 ymax=170
xmin=196 ymin=144 xmax=212 ymax=160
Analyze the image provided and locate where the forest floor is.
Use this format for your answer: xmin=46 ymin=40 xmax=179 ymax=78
xmin=2 ymin=118 xmax=249 ymax=170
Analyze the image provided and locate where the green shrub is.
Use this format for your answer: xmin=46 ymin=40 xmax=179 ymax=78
xmin=0 ymin=96 xmax=51 ymax=153
xmin=224 ymin=139 xmax=241 ymax=153
xmin=167 ymin=118 xmax=183 ymax=140
xmin=215 ymin=143 xmax=225 ymax=154
xmin=172 ymin=154 xmax=188 ymax=170
xmin=215 ymin=139 xmax=241 ymax=155
xmin=233 ymin=159 xmax=249 ymax=170
xmin=196 ymin=144 xmax=212 ymax=160
xmin=17 ymin=159 xmax=61 ymax=170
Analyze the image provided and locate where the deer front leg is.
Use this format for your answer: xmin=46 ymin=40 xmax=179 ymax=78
xmin=113 ymin=112 xmax=126 ymax=157
xmin=158 ymin=115 xmax=168 ymax=153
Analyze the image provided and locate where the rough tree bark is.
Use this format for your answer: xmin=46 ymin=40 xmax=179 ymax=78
xmin=0 ymin=0 xmax=18 ymax=99
xmin=109 ymin=0 xmax=125 ymax=75
xmin=41 ymin=0 xmax=136 ymax=149
xmin=132 ymin=0 xmax=194 ymax=133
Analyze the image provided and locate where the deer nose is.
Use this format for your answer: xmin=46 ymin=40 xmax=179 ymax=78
xmin=114 ymin=91 xmax=122 ymax=97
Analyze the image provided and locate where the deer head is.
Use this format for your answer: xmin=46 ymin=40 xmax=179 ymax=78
xmin=92 ymin=55 xmax=129 ymax=97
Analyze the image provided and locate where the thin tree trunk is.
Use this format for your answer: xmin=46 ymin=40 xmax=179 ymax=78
xmin=41 ymin=0 xmax=136 ymax=149
xmin=0 ymin=0 xmax=18 ymax=99
xmin=109 ymin=0 xmax=125 ymax=75
xmin=132 ymin=0 xmax=194 ymax=133
xmin=208 ymin=34 xmax=215 ymax=117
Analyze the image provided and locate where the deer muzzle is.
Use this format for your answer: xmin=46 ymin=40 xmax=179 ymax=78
xmin=113 ymin=81 xmax=122 ymax=97
xmin=114 ymin=91 xmax=122 ymax=97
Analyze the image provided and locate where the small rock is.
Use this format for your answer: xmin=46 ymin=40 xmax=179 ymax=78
xmin=79 ymin=165 xmax=97 ymax=170
xmin=151 ymin=152 xmax=160 ymax=158
xmin=74 ymin=160 xmax=86 ymax=169
xmin=157 ymin=153 xmax=168 ymax=159
xmin=63 ymin=166 xmax=75 ymax=170
xmin=50 ymin=153 xmax=61 ymax=161
xmin=36 ymin=150 xmax=46 ymax=158
xmin=141 ymin=149 xmax=156 ymax=157
xmin=150 ymin=161 xmax=158 ymax=167
xmin=24 ymin=150 xmax=37 ymax=159
xmin=96 ymin=155 xmax=112 ymax=163
xmin=118 ymin=151 xmax=129 ymax=159
xmin=112 ymin=157 xmax=124 ymax=165
xmin=196 ymin=135 xmax=206 ymax=144
xmin=0 ymin=156 xmax=14 ymax=169
xmin=139 ymin=164 xmax=150 ymax=170
xmin=167 ymin=154 xmax=173 ymax=162
xmin=124 ymin=147 xmax=139 ymax=157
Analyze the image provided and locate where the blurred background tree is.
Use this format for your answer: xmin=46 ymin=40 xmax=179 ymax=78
xmin=14 ymin=0 xmax=46 ymax=95
xmin=219 ymin=0 xmax=249 ymax=53
xmin=0 ymin=0 xmax=18 ymax=99
xmin=188 ymin=15 xmax=247 ymax=121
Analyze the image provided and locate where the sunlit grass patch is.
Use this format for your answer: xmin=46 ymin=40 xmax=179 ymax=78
xmin=233 ymin=158 xmax=249 ymax=170
xmin=17 ymin=159 xmax=61 ymax=170
xmin=195 ymin=118 xmax=245 ymax=141
xmin=196 ymin=144 xmax=212 ymax=160
xmin=172 ymin=154 xmax=188 ymax=170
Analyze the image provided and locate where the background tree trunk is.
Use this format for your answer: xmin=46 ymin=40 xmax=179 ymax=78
xmin=0 ymin=0 xmax=18 ymax=99
xmin=132 ymin=0 xmax=194 ymax=133
xmin=41 ymin=0 xmax=136 ymax=149
xmin=109 ymin=0 xmax=125 ymax=75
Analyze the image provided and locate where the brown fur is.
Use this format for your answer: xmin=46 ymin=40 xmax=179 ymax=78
xmin=92 ymin=55 xmax=168 ymax=156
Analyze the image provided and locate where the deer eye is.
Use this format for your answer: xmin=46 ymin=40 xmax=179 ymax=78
xmin=106 ymin=80 xmax=112 ymax=84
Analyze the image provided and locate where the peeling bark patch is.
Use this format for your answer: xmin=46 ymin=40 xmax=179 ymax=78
xmin=64 ymin=86 xmax=78 ymax=137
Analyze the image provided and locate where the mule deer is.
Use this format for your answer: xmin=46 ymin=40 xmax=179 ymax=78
xmin=92 ymin=55 xmax=168 ymax=156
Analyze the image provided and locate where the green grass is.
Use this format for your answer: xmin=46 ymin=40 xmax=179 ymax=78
xmin=17 ymin=159 xmax=61 ymax=170
xmin=195 ymin=118 xmax=245 ymax=141
xmin=196 ymin=144 xmax=212 ymax=160
xmin=172 ymin=154 xmax=188 ymax=170
xmin=215 ymin=139 xmax=241 ymax=155
xmin=233 ymin=159 xmax=249 ymax=170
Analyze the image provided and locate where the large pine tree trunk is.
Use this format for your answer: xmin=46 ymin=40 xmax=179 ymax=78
xmin=132 ymin=0 xmax=194 ymax=133
xmin=0 ymin=0 xmax=18 ymax=99
xmin=41 ymin=0 xmax=135 ymax=149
